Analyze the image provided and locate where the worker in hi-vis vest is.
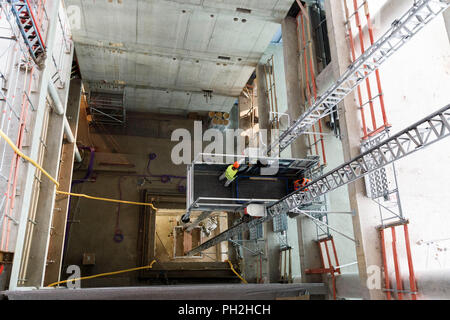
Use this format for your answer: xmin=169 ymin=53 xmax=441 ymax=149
xmin=294 ymin=177 xmax=311 ymax=192
xmin=219 ymin=161 xmax=240 ymax=187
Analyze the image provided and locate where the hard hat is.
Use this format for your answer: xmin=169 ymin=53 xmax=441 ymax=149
xmin=233 ymin=161 xmax=240 ymax=169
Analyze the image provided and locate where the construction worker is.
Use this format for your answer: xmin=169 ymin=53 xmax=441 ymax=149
xmin=294 ymin=177 xmax=311 ymax=192
xmin=219 ymin=161 xmax=240 ymax=187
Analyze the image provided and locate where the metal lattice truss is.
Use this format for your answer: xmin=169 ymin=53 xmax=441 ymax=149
xmin=8 ymin=0 xmax=46 ymax=63
xmin=268 ymin=105 xmax=450 ymax=216
xmin=187 ymin=105 xmax=450 ymax=255
xmin=268 ymin=0 xmax=449 ymax=154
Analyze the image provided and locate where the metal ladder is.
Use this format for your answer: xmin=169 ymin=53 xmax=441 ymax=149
xmin=8 ymin=0 xmax=46 ymax=64
xmin=267 ymin=0 xmax=450 ymax=155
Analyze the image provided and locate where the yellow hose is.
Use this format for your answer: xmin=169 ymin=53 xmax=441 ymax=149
xmin=47 ymin=260 xmax=157 ymax=287
xmin=0 ymin=128 xmax=157 ymax=209
xmin=0 ymin=129 xmax=60 ymax=188
xmin=225 ymin=259 xmax=248 ymax=284
xmin=56 ymin=191 xmax=158 ymax=210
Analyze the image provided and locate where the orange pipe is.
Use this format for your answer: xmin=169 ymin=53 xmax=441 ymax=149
xmin=365 ymin=8 xmax=389 ymax=127
xmin=300 ymin=13 xmax=319 ymax=157
xmin=403 ymin=224 xmax=418 ymax=300
xmin=1 ymin=64 xmax=35 ymax=251
xmin=318 ymin=241 xmax=326 ymax=269
xmin=391 ymin=227 xmax=404 ymax=300
xmin=353 ymin=0 xmax=377 ymax=132
xmin=295 ymin=15 xmax=313 ymax=152
xmin=300 ymin=9 xmax=327 ymax=163
xmin=380 ymin=229 xmax=391 ymax=300
xmin=309 ymin=55 xmax=327 ymax=165
xmin=343 ymin=0 xmax=368 ymax=138
xmin=324 ymin=240 xmax=333 ymax=270
xmin=330 ymin=238 xmax=341 ymax=274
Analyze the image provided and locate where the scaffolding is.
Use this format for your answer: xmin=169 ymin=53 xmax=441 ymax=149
xmin=87 ymin=91 xmax=126 ymax=126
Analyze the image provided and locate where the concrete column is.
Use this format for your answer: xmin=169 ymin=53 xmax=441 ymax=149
xmin=281 ymin=16 xmax=317 ymax=283
xmin=256 ymin=64 xmax=271 ymax=136
xmin=44 ymin=79 xmax=82 ymax=286
xmin=281 ymin=16 xmax=308 ymax=159
xmin=325 ymin=0 xmax=384 ymax=300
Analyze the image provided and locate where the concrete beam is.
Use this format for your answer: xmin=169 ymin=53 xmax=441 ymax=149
xmin=1 ymin=283 xmax=327 ymax=300
xmin=73 ymin=37 xmax=260 ymax=67
xmin=256 ymin=64 xmax=271 ymax=136
xmin=281 ymin=17 xmax=308 ymax=159
xmin=157 ymin=0 xmax=291 ymax=23
xmin=86 ymin=80 xmax=239 ymax=99
xmin=281 ymin=16 xmax=312 ymax=283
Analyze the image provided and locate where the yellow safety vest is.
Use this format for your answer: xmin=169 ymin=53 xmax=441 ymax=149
xmin=225 ymin=165 xmax=238 ymax=181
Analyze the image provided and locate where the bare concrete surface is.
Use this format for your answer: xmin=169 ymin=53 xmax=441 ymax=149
xmin=1 ymin=283 xmax=326 ymax=300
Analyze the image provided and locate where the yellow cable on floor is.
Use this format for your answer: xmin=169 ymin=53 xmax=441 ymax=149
xmin=225 ymin=259 xmax=248 ymax=284
xmin=0 ymin=128 xmax=157 ymax=210
xmin=47 ymin=260 xmax=157 ymax=287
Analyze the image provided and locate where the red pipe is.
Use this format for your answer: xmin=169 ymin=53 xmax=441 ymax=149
xmin=1 ymin=63 xmax=35 ymax=251
xmin=318 ymin=241 xmax=326 ymax=269
xmin=323 ymin=240 xmax=333 ymax=270
xmin=365 ymin=8 xmax=389 ymax=127
xmin=295 ymin=15 xmax=313 ymax=151
xmin=25 ymin=0 xmax=46 ymax=49
xmin=353 ymin=0 xmax=377 ymax=132
xmin=380 ymin=229 xmax=391 ymax=300
xmin=391 ymin=227 xmax=404 ymax=300
xmin=343 ymin=0 xmax=368 ymax=138
xmin=299 ymin=9 xmax=326 ymax=164
xmin=403 ymin=224 xmax=418 ymax=300
xmin=300 ymin=13 xmax=319 ymax=157
xmin=363 ymin=124 xmax=390 ymax=140
xmin=330 ymin=238 xmax=341 ymax=274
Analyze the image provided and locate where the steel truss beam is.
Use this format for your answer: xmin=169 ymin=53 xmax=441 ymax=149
xmin=8 ymin=0 xmax=46 ymax=63
xmin=187 ymin=105 xmax=450 ymax=255
xmin=267 ymin=0 xmax=450 ymax=154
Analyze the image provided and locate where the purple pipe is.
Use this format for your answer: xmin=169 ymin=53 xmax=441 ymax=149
xmin=62 ymin=146 xmax=95 ymax=268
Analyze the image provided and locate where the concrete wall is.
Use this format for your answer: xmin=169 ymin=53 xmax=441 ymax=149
xmin=324 ymin=0 xmax=450 ymax=299
xmin=63 ymin=113 xmax=203 ymax=287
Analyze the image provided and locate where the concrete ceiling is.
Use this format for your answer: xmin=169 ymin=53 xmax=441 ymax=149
xmin=65 ymin=0 xmax=294 ymax=114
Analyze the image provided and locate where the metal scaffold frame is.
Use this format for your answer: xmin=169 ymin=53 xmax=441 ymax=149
xmin=268 ymin=0 xmax=450 ymax=155
xmin=186 ymin=105 xmax=450 ymax=256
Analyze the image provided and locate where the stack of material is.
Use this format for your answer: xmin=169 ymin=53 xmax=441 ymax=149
xmin=208 ymin=111 xmax=230 ymax=129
